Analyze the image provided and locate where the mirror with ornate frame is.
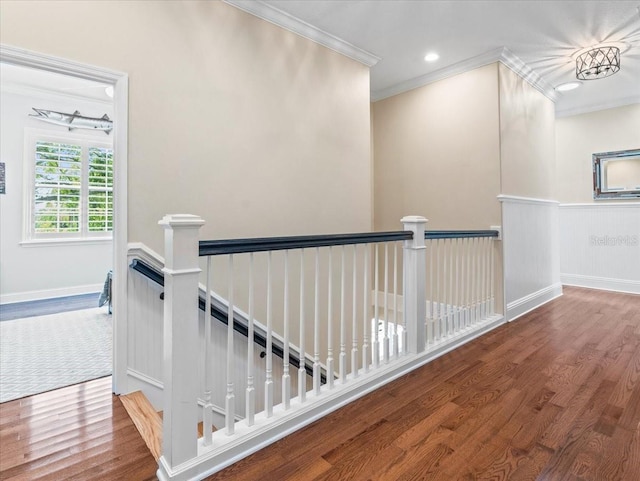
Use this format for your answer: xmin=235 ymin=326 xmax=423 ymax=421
xmin=593 ymin=148 xmax=640 ymax=200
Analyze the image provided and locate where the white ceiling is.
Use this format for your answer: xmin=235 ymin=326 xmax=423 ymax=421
xmin=258 ymin=0 xmax=640 ymax=115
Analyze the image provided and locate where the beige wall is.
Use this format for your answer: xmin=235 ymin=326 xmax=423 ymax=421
xmin=372 ymin=63 xmax=502 ymax=231
xmin=556 ymin=104 xmax=640 ymax=203
xmin=0 ymin=0 xmax=372 ymax=253
xmin=498 ymin=64 xmax=556 ymax=200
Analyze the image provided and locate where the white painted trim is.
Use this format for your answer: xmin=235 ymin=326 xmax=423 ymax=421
xmin=157 ymin=314 xmax=505 ymax=481
xmin=498 ymin=47 xmax=558 ymax=102
xmin=497 ymin=194 xmax=560 ymax=205
xmin=372 ymin=47 xmax=557 ymax=102
xmin=223 ymin=0 xmax=380 ymax=67
xmin=0 ymin=283 xmax=103 ymax=304
xmin=128 ymin=242 xmax=165 ymax=269
xmin=506 ymin=283 xmax=563 ymax=322
xmin=19 ymin=237 xmax=112 ymax=247
xmin=559 ymin=202 xmax=640 ymax=209
xmin=561 ymin=274 xmax=640 ymax=295
xmin=127 ymin=368 xmax=164 ymax=410
xmin=1 ymin=44 xmax=130 ymax=396
xmin=0 ymin=44 xmax=127 ymax=83
xmin=556 ymin=97 xmax=640 ymax=118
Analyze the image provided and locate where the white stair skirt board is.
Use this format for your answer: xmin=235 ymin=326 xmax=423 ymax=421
xmin=560 ymin=274 xmax=640 ymax=295
xmin=0 ymin=307 xmax=112 ymax=403
xmin=506 ymin=283 xmax=563 ymax=322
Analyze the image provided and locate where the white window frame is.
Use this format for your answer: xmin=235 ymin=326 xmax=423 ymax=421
xmin=22 ymin=128 xmax=113 ymax=244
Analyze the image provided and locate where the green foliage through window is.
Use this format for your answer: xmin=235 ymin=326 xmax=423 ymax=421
xmin=32 ymin=140 xmax=113 ymax=236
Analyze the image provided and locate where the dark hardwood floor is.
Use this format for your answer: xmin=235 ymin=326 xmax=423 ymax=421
xmin=209 ymin=287 xmax=640 ymax=481
xmin=1 ymin=286 xmax=639 ymax=480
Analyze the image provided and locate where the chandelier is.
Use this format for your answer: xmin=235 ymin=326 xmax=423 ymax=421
xmin=576 ymin=46 xmax=620 ymax=80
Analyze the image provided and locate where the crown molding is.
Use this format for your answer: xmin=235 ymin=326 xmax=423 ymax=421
xmin=223 ymin=0 xmax=380 ymax=67
xmin=555 ymin=96 xmax=640 ymax=118
xmin=499 ymin=47 xmax=558 ymax=102
xmin=372 ymin=47 xmax=557 ymax=103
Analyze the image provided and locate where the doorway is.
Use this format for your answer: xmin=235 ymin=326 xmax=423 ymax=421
xmin=0 ymin=45 xmax=128 ymax=399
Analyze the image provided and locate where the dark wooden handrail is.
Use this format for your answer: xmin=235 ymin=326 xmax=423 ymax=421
xmin=199 ymin=231 xmax=412 ymax=256
xmin=425 ymin=230 xmax=499 ymax=239
xmin=129 ymin=258 xmax=324 ymax=381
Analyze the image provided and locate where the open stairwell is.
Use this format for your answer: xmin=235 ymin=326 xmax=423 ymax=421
xmin=120 ymin=391 xmax=163 ymax=461
xmin=121 ymin=391 xmax=219 ymax=463
xmin=127 ymin=215 xmax=503 ymax=479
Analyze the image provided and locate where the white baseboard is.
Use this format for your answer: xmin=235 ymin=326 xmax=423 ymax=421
xmin=507 ymin=283 xmax=563 ymax=322
xmin=0 ymin=283 xmax=104 ymax=305
xmin=561 ymin=274 xmax=640 ymax=295
xmin=126 ymin=368 xmax=164 ymax=410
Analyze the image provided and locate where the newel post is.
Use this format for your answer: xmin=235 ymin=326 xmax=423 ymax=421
xmin=402 ymin=216 xmax=427 ymax=354
xmin=158 ymin=214 xmax=205 ymax=471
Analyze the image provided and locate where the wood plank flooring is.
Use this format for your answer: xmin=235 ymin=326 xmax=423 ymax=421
xmin=1 ymin=286 xmax=639 ymax=480
xmin=208 ymin=287 xmax=640 ymax=481
xmin=0 ymin=377 xmax=157 ymax=481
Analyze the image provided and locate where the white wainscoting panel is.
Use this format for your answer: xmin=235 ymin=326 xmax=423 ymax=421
xmin=125 ymin=244 xmax=312 ymax=417
xmin=559 ymin=203 xmax=640 ymax=294
xmin=499 ymin=196 xmax=562 ymax=321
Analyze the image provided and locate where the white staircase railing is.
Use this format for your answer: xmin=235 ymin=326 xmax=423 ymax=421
xmin=156 ymin=214 xmax=502 ymax=481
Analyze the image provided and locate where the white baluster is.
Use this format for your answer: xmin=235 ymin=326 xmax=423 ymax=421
xmin=340 ymin=245 xmax=347 ymax=383
xmin=265 ymin=252 xmax=273 ymax=417
xmin=327 ymin=247 xmax=334 ymax=389
xmin=435 ymin=239 xmax=441 ymax=340
xmin=490 ymin=237 xmax=496 ymax=315
xmin=428 ymin=239 xmax=434 ymax=344
xmin=298 ymin=249 xmax=306 ymax=403
xmin=383 ymin=243 xmax=389 ymax=363
xmin=373 ymin=244 xmax=380 ymax=367
xmin=393 ymin=242 xmax=399 ymax=357
xmin=442 ymin=239 xmax=451 ymax=337
xmin=313 ymin=248 xmax=321 ymax=394
xmin=455 ymin=238 xmax=460 ymax=333
xmin=482 ymin=237 xmax=488 ymax=319
xmin=449 ymin=239 xmax=454 ymax=335
xmin=362 ymin=245 xmax=370 ymax=373
xmin=202 ymin=257 xmax=213 ymax=445
xmin=470 ymin=238 xmax=476 ymax=324
xmin=225 ymin=255 xmax=235 ymax=435
xmin=351 ymin=244 xmax=358 ymax=377
xmin=246 ymin=253 xmax=255 ymax=426
xmin=282 ymin=250 xmax=291 ymax=410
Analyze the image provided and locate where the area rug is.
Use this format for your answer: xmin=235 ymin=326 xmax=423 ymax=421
xmin=0 ymin=307 xmax=112 ymax=403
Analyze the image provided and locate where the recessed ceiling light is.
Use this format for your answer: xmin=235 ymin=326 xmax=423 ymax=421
xmin=424 ymin=52 xmax=439 ymax=62
xmin=105 ymin=86 xmax=114 ymax=98
xmin=555 ymin=81 xmax=581 ymax=92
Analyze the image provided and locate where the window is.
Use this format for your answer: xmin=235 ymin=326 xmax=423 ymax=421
xmin=25 ymin=130 xmax=113 ymax=241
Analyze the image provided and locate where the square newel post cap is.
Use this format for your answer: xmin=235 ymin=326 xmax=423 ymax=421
xmin=158 ymin=214 xmax=205 ymax=229
xmin=401 ymin=216 xmax=428 ymax=225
